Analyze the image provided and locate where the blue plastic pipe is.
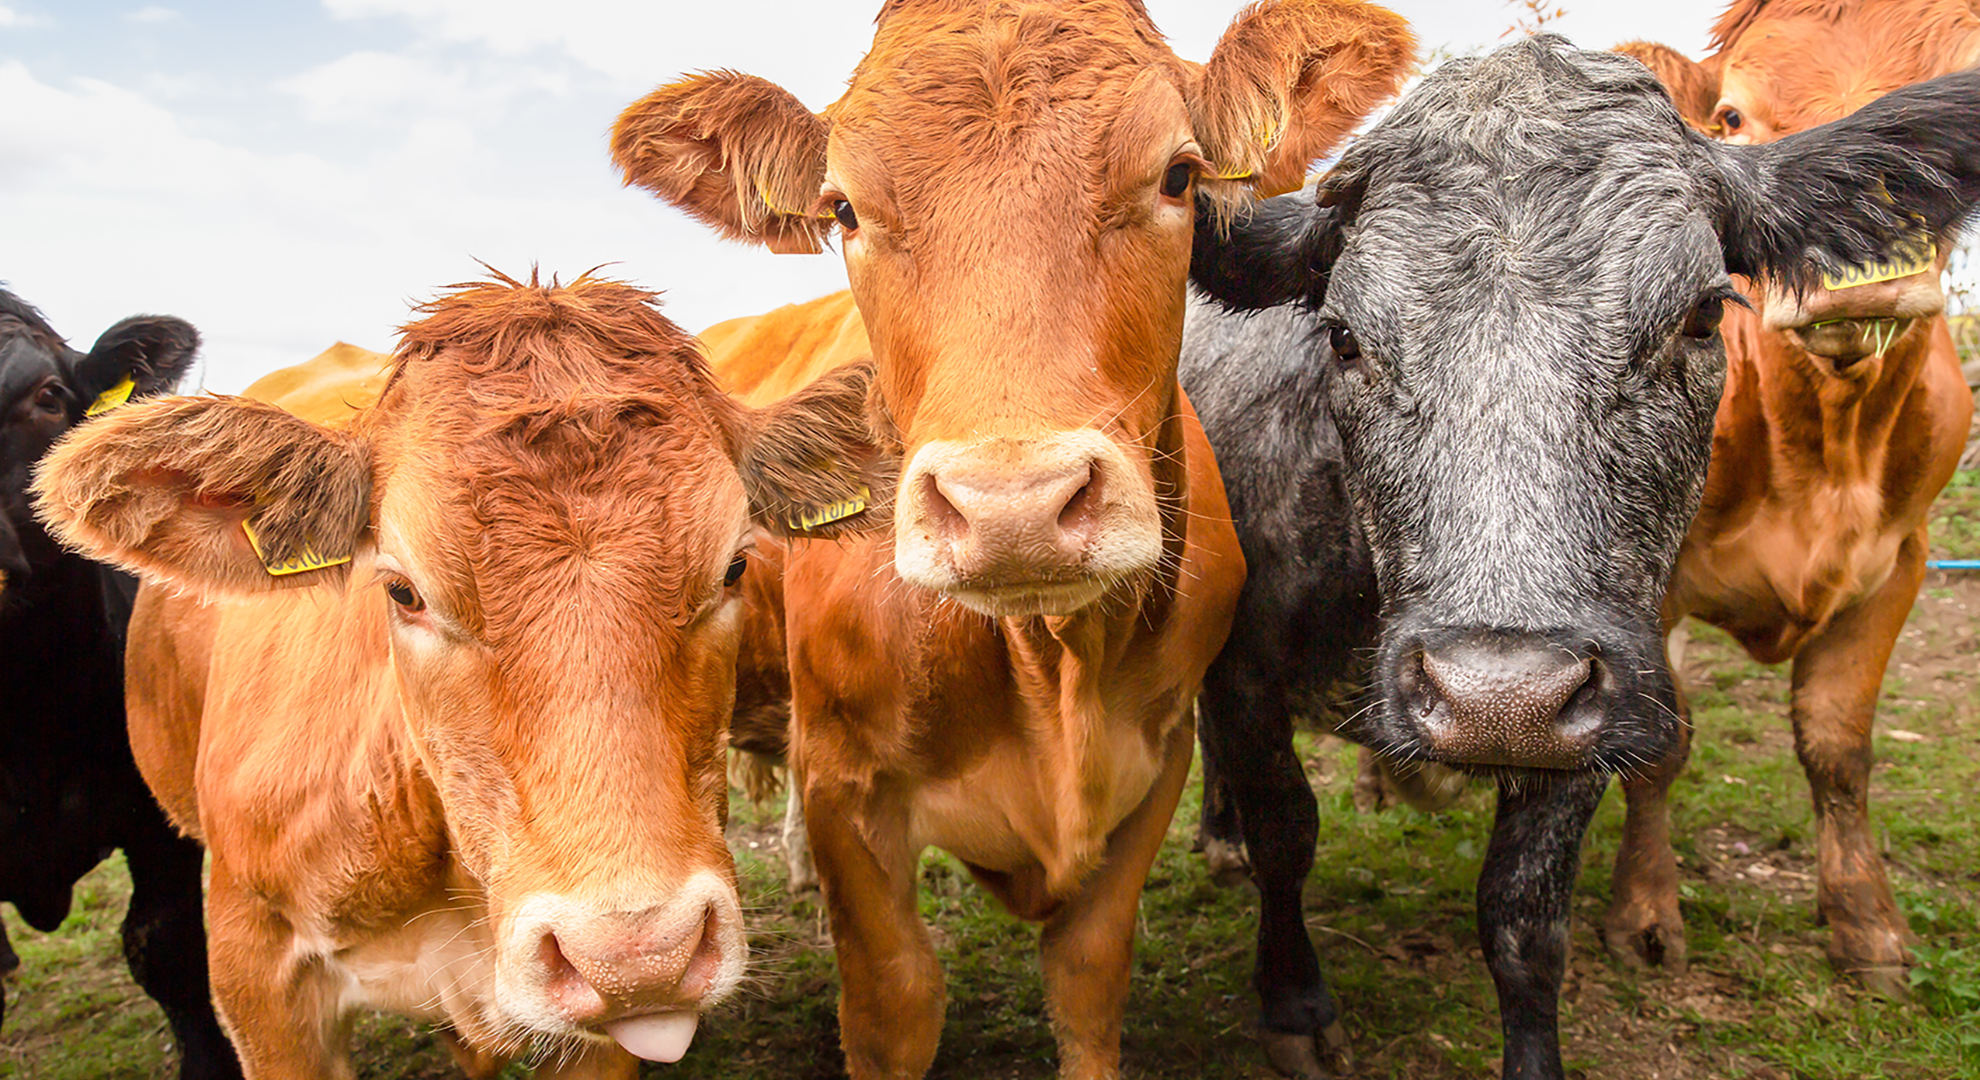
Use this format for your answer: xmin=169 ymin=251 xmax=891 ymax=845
xmin=1926 ymin=559 xmax=1980 ymax=570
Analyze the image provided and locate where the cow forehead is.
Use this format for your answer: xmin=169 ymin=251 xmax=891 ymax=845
xmin=1718 ymin=0 xmax=1980 ymax=130
xmin=0 ymin=335 xmax=63 ymax=401
xmin=1336 ymin=42 xmax=1719 ymax=340
xmin=827 ymin=1 xmax=1190 ymax=218
xmin=373 ymin=395 xmax=747 ymax=648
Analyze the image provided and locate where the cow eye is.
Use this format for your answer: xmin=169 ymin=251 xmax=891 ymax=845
xmin=1717 ymin=106 xmax=1743 ymax=134
xmin=1161 ymin=161 xmax=1193 ymax=200
xmin=723 ymin=553 xmax=747 ymax=587
xmin=1328 ymin=323 xmax=1362 ymax=363
xmin=832 ymin=199 xmax=858 ymax=231
xmin=385 ymin=578 xmax=424 ymax=613
xmin=1682 ymin=296 xmax=1725 ymax=340
xmin=32 ymin=386 xmax=64 ymax=415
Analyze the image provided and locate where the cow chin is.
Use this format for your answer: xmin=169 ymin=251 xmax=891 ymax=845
xmin=892 ymin=431 xmax=1164 ymax=616
xmin=488 ymin=871 xmax=746 ymax=1057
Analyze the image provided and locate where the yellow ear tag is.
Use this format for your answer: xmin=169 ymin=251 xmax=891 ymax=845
xmin=787 ymin=486 xmax=870 ymax=533
xmin=1821 ymin=237 xmax=1937 ymax=291
xmin=241 ymin=520 xmax=351 ymax=577
xmin=85 ymin=376 xmax=136 ymax=418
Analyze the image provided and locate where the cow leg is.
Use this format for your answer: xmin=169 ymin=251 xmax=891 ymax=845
xmin=206 ymin=864 xmax=350 ymax=1079
xmin=1603 ymin=664 xmax=1694 ymax=972
xmin=806 ymin=785 xmax=943 ymax=1079
xmin=1193 ymin=701 xmax=1250 ymax=887
xmin=1198 ymin=668 xmax=1341 ymax=1079
xmin=1479 ymin=771 xmax=1606 ymax=1080
xmin=1787 ymin=533 xmax=1922 ymax=994
xmin=122 ymin=818 xmax=242 ymax=1079
xmin=1037 ymin=717 xmax=1194 ymax=1080
xmin=781 ymin=779 xmax=819 ymax=894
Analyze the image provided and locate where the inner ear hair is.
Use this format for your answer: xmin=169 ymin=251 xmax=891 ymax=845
xmin=739 ymin=362 xmax=899 ymax=538
xmin=611 ymin=71 xmax=830 ymax=254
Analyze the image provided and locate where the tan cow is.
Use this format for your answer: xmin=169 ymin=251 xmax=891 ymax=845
xmin=32 ymin=274 xmax=887 ymax=1078
xmin=612 ymin=2 xmax=1414 ymax=1076
xmin=1612 ymin=1 xmax=1980 ymax=993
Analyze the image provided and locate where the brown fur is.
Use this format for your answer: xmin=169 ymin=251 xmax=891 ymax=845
xmin=30 ymin=273 xmax=884 ymax=1077
xmin=611 ymin=72 xmax=831 ymax=253
xmin=34 ymin=395 xmax=371 ymax=596
xmin=1611 ymin=4 xmax=1979 ymax=992
xmin=241 ymin=341 xmax=393 ymax=424
xmin=622 ymin=7 xmax=1415 ymax=1074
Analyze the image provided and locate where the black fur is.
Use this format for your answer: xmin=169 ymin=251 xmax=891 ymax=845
xmin=0 ymin=286 xmax=239 ymax=1079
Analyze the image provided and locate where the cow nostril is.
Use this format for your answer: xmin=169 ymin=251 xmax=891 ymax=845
xmin=922 ymin=471 xmax=968 ymax=539
xmin=1055 ymin=465 xmax=1100 ymax=542
xmin=678 ymin=904 xmax=725 ymax=1000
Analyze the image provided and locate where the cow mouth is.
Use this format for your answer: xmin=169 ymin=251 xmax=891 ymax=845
xmin=945 ymin=576 xmax=1112 ymax=618
xmin=1786 ymin=317 xmax=1914 ymax=368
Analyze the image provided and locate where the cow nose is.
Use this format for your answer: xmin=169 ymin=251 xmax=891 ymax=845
xmin=1399 ymin=639 xmax=1605 ymax=768
xmin=922 ymin=458 xmax=1101 ymax=576
xmin=538 ymin=899 xmax=728 ymax=1026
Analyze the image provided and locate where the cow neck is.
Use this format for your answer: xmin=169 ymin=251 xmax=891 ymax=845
xmin=983 ymin=389 xmax=1191 ymax=899
xmin=1751 ymin=315 xmax=1939 ymax=483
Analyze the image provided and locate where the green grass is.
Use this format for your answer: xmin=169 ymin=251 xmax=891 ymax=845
xmin=1933 ymin=469 xmax=1980 ymax=560
xmin=2 ymin=560 xmax=1976 ymax=1078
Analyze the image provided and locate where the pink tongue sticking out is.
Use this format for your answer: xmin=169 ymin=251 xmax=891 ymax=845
xmin=605 ymin=1012 xmax=700 ymax=1063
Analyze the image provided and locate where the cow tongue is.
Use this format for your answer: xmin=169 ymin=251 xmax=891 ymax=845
xmin=605 ymin=1011 xmax=699 ymax=1063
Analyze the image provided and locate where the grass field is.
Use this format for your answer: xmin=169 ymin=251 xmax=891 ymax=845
xmin=2 ymin=474 xmax=1975 ymax=1079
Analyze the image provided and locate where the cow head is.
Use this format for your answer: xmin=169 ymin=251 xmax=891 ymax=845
xmin=612 ymin=0 xmax=1413 ymax=617
xmin=32 ymin=275 xmax=884 ymax=1062
xmin=1619 ymin=0 xmax=1980 ymax=370
xmin=0 ymin=290 xmax=197 ymax=590
xmin=1190 ymin=40 xmax=1980 ymax=773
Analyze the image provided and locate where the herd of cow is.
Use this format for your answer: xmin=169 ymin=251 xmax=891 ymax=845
xmin=1 ymin=1 xmax=1977 ymax=1078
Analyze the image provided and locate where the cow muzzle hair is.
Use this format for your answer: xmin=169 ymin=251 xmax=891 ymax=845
xmin=894 ymin=429 xmax=1161 ymax=617
xmin=496 ymin=872 xmax=744 ymax=1063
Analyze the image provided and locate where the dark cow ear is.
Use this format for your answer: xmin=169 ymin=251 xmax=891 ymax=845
xmin=1191 ymin=184 xmax=1348 ymax=312
xmin=1710 ymin=68 xmax=1980 ymax=292
xmin=738 ymin=361 xmax=899 ymax=539
xmin=74 ymin=316 xmax=201 ymax=404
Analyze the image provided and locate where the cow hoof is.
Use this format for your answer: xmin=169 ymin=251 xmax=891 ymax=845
xmin=1840 ymin=962 xmax=1911 ymax=998
xmin=1601 ymin=916 xmax=1688 ymax=973
xmin=1202 ymin=836 xmax=1252 ymax=889
xmin=1261 ymin=1025 xmax=1353 ymax=1078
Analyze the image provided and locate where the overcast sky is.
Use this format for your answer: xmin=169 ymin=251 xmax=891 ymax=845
xmin=3 ymin=1 xmax=1730 ymax=391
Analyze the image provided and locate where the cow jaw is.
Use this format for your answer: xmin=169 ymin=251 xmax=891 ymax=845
xmin=894 ymin=431 xmax=1162 ymax=616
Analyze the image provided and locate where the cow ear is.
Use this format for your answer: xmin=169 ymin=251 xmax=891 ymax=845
xmin=1193 ymin=0 xmax=1416 ymax=198
xmin=736 ymin=362 xmax=898 ymax=539
xmin=32 ymin=395 xmax=371 ymax=596
xmin=1191 ymin=184 xmax=1348 ymax=312
xmin=73 ymin=316 xmax=200 ymax=405
xmin=1711 ymin=68 xmax=1980 ymax=291
xmin=612 ymin=71 xmax=830 ymax=255
xmin=1614 ymin=41 xmax=1721 ymax=132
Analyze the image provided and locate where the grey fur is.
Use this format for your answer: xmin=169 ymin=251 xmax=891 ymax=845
xmin=1182 ymin=37 xmax=1980 ymax=1080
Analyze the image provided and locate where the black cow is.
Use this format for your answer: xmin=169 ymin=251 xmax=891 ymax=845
xmin=0 ymin=288 xmax=240 ymax=1078
xmin=1181 ymin=39 xmax=1980 ymax=1080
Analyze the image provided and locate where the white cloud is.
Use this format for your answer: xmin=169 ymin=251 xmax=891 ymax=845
xmin=0 ymin=4 xmax=51 ymax=28
xmin=128 ymin=6 xmax=181 ymax=23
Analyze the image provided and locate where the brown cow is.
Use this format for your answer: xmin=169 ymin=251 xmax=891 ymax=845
xmin=1612 ymin=2 xmax=1980 ymax=993
xmin=31 ymin=274 xmax=887 ymax=1078
xmin=612 ymin=2 xmax=1413 ymax=1075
